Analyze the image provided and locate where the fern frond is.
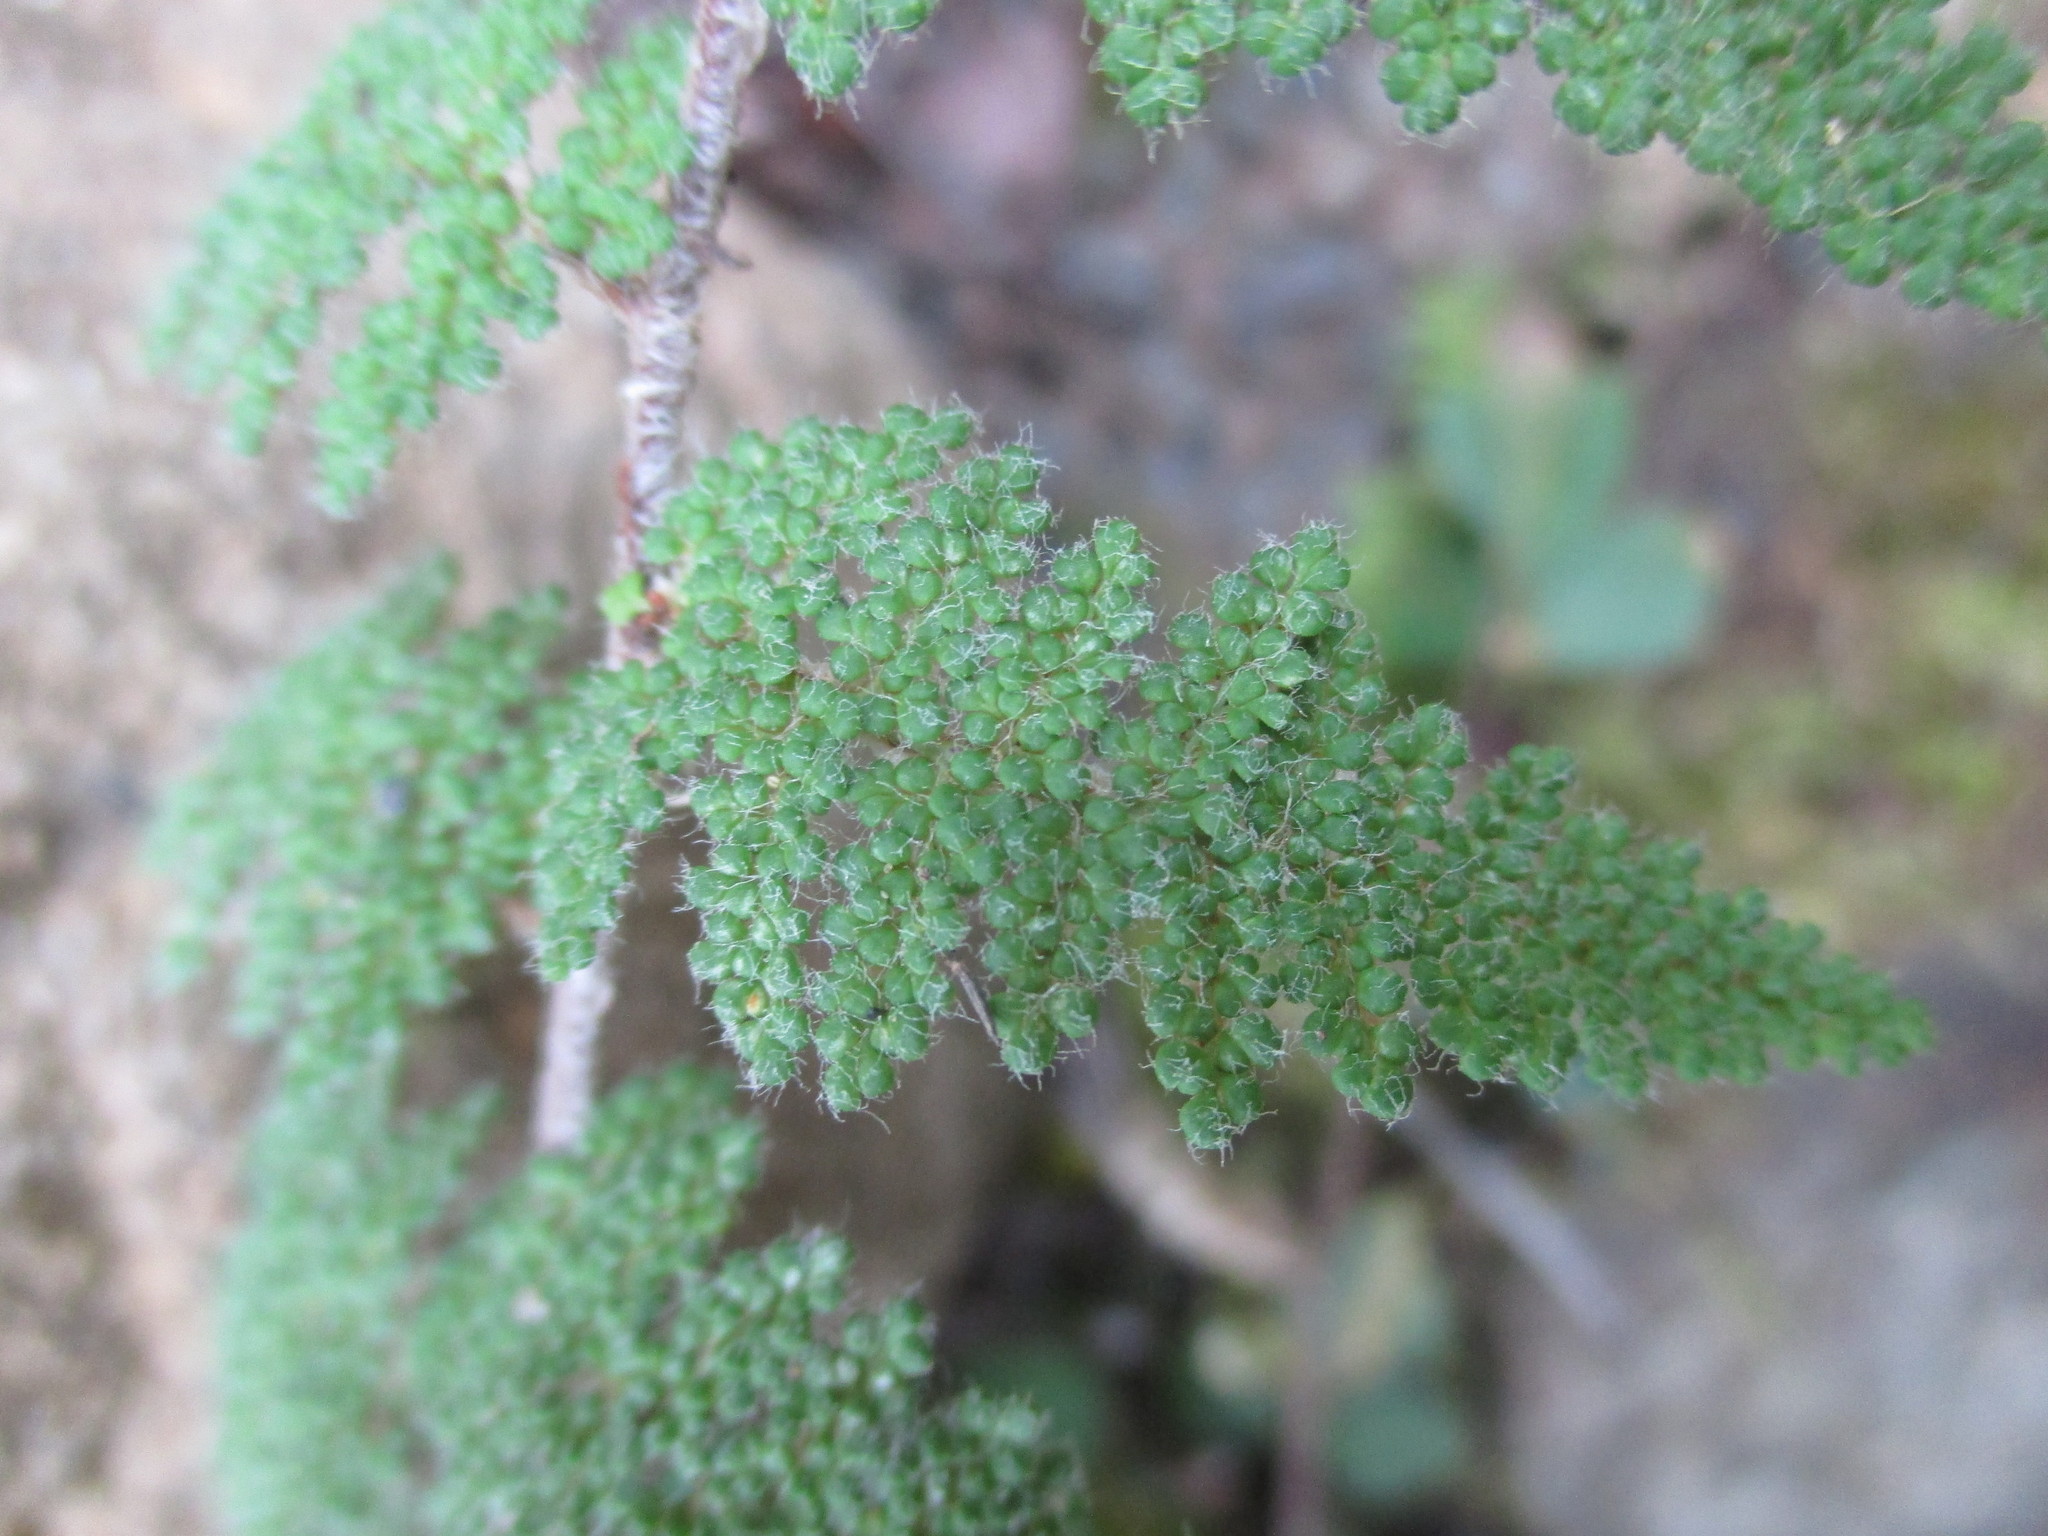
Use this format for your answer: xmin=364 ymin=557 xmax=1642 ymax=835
xmin=218 ymin=1044 xmax=492 ymax=1536
xmin=152 ymin=555 xmax=563 ymax=1081
xmin=412 ymin=1063 xmax=1092 ymax=1535
xmin=1534 ymin=0 xmax=2047 ymax=321
xmin=158 ymin=0 xmax=2048 ymax=508
xmin=165 ymin=576 xmax=1085 ymax=1535
xmin=526 ymin=21 xmax=699 ymax=282
xmin=151 ymin=0 xmax=702 ymax=509
xmin=533 ymin=408 xmax=1929 ymax=1148
xmin=1359 ymin=0 xmax=2048 ymax=331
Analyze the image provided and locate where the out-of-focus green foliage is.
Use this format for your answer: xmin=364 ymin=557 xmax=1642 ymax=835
xmin=213 ymin=1050 xmax=1091 ymax=1536
xmin=150 ymin=0 xmax=696 ymax=509
xmin=415 ymin=1065 xmax=1091 ymax=1536
xmin=1530 ymin=0 xmax=2048 ymax=322
xmin=1349 ymin=275 xmax=1720 ymax=694
xmin=526 ymin=21 xmax=696 ymax=283
xmin=216 ymin=1047 xmax=491 ymax=1536
xmin=765 ymin=0 xmax=938 ymax=99
xmin=954 ymin=1335 xmax=1118 ymax=1459
xmin=152 ymin=561 xmax=561 ymax=1536
xmin=150 ymin=555 xmax=564 ymax=1082
xmin=1372 ymin=0 xmax=2048 ymax=334
xmin=1318 ymin=1195 xmax=1469 ymax=1508
xmin=1185 ymin=1192 xmax=1471 ymax=1508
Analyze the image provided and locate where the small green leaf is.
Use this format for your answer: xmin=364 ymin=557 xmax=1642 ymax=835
xmin=599 ymin=570 xmax=650 ymax=626
xmin=1529 ymin=508 xmax=1716 ymax=673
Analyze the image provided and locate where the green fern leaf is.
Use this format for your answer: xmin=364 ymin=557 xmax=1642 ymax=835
xmin=531 ymin=665 xmax=671 ymax=979
xmin=218 ymin=1048 xmax=490 ymax=1536
xmin=152 ymin=0 xmax=709 ymax=509
xmin=1390 ymin=0 xmax=2048 ymax=334
xmin=151 ymin=555 xmax=563 ymax=1081
xmin=766 ymin=0 xmax=939 ymax=99
xmin=412 ymin=1064 xmax=1092 ymax=1535
xmin=532 ymin=408 xmax=1929 ymax=1148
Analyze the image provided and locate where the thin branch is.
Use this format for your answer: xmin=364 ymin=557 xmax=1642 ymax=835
xmin=617 ymin=0 xmax=771 ymax=568
xmin=533 ymin=0 xmax=770 ymax=1152
xmin=532 ymin=934 xmax=619 ymax=1152
xmin=1271 ymin=1108 xmax=1374 ymax=1536
xmin=946 ymin=959 xmax=1001 ymax=1050
xmin=1393 ymin=1080 xmax=1635 ymax=1337
xmin=1057 ymin=1028 xmax=1311 ymax=1295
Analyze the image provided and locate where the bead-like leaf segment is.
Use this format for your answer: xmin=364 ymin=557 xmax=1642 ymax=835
xmin=765 ymin=0 xmax=940 ymax=99
xmin=1369 ymin=0 xmax=1536 ymax=132
xmin=414 ymin=1064 xmax=1091 ymax=1536
xmin=1083 ymin=0 xmax=1363 ymax=128
xmin=532 ymin=408 xmax=1930 ymax=1149
xmin=764 ymin=0 xmax=1363 ymax=126
xmin=152 ymin=0 xmax=695 ymax=510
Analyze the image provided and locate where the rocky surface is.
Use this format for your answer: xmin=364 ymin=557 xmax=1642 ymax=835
xmin=1503 ymin=935 xmax=2048 ymax=1536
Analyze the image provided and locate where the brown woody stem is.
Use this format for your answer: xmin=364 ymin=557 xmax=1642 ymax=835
xmin=532 ymin=0 xmax=770 ymax=1153
xmin=617 ymin=0 xmax=771 ymax=561
xmin=532 ymin=932 xmax=619 ymax=1152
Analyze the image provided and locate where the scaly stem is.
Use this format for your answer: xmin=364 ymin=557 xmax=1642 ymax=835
xmin=533 ymin=0 xmax=771 ymax=1153
xmin=617 ymin=0 xmax=771 ymax=575
xmin=532 ymin=932 xmax=619 ymax=1152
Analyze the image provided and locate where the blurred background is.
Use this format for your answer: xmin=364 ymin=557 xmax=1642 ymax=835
xmin=7 ymin=0 xmax=2048 ymax=1532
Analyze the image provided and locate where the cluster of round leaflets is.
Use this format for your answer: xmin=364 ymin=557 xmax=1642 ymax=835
xmin=151 ymin=0 xmax=607 ymax=508
xmin=153 ymin=555 xmax=564 ymax=1083
xmin=534 ymin=407 xmax=1930 ymax=1149
xmin=155 ymin=0 xmax=2048 ymax=519
xmin=1084 ymin=0 xmax=1360 ymax=127
xmin=1369 ymin=0 xmax=1532 ymax=133
xmin=1537 ymin=0 xmax=2048 ymax=316
xmin=152 ymin=1 xmax=713 ymax=510
xmin=416 ymin=1066 xmax=1088 ymax=1536
xmin=527 ymin=20 xmax=698 ymax=283
xmin=764 ymin=0 xmax=939 ymax=99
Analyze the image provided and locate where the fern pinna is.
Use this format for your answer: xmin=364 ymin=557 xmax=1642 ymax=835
xmin=144 ymin=0 xmax=2035 ymax=1529
xmin=154 ymin=0 xmax=2048 ymax=516
xmin=536 ymin=410 xmax=1927 ymax=1146
xmin=158 ymin=417 xmax=1927 ymax=1534
xmin=156 ymin=563 xmax=1087 ymax=1536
